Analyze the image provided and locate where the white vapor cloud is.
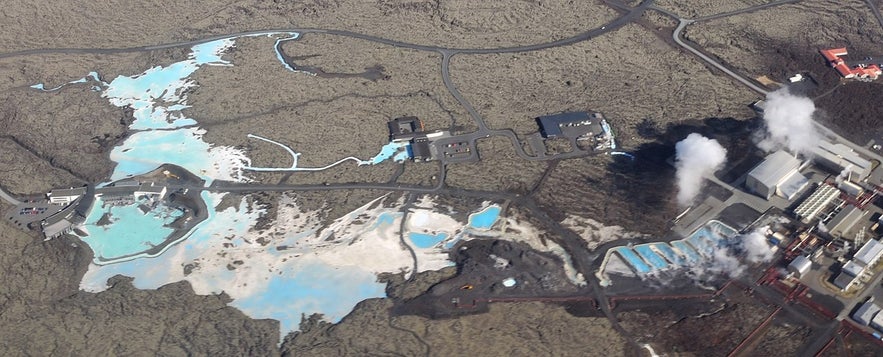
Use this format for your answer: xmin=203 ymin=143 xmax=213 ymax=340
xmin=675 ymin=133 xmax=728 ymax=206
xmin=758 ymin=87 xmax=820 ymax=155
xmin=741 ymin=228 xmax=774 ymax=263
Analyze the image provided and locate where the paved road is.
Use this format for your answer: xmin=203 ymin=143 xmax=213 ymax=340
xmin=867 ymin=0 xmax=883 ymax=34
xmin=0 ymin=0 xmax=653 ymax=167
xmin=670 ymin=19 xmax=769 ymax=95
xmin=691 ymin=0 xmax=800 ymax=22
xmin=0 ymin=187 xmax=21 ymax=205
xmin=0 ymin=2 xmax=653 ymax=60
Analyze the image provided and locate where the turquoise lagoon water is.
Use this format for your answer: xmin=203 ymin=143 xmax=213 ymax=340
xmin=109 ymin=128 xmax=214 ymax=181
xmin=468 ymin=205 xmax=501 ymax=230
xmin=613 ymin=247 xmax=651 ymax=274
xmin=232 ymin=263 xmax=386 ymax=337
xmin=609 ymin=220 xmax=738 ymax=275
xmin=650 ymin=242 xmax=685 ymax=265
xmin=81 ymin=193 xmax=390 ymax=339
xmin=634 ymin=245 xmax=669 ymax=270
xmin=58 ymin=33 xmax=428 ymax=340
xmin=409 ymin=232 xmax=449 ymax=249
xmin=80 ymin=196 xmax=182 ymax=262
xmin=368 ymin=141 xmax=409 ymax=165
xmin=31 ymin=71 xmax=103 ymax=91
xmin=371 ymin=212 xmax=400 ymax=229
xmin=671 ymin=241 xmax=701 ymax=262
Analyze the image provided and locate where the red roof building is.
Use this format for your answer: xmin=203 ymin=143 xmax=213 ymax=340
xmin=820 ymin=48 xmax=881 ymax=80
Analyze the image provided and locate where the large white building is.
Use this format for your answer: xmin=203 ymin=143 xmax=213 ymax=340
xmin=834 ymin=239 xmax=883 ymax=291
xmin=812 ymin=140 xmax=872 ymax=179
xmin=746 ymin=150 xmax=808 ymax=200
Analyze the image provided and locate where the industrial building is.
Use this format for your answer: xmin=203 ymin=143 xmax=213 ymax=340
xmin=853 ymin=300 xmax=882 ymax=326
xmin=41 ymin=201 xmax=85 ymax=239
xmin=820 ymin=48 xmax=882 ymax=81
xmin=410 ymin=136 xmax=432 ymax=161
xmin=536 ymin=111 xmax=605 ymax=139
xmin=745 ymin=150 xmax=808 ymax=200
xmin=787 ymin=255 xmax=812 ymax=278
xmin=834 ymin=239 xmax=883 ymax=291
xmin=793 ymin=183 xmax=840 ymax=223
xmin=826 ymin=205 xmax=868 ymax=239
xmin=812 ymin=140 xmax=872 ymax=179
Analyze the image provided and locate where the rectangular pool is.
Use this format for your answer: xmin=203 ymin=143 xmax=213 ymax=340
xmin=649 ymin=242 xmax=685 ymax=265
xmin=634 ymin=245 xmax=669 ymax=270
xmin=671 ymin=241 xmax=701 ymax=262
xmin=613 ymin=247 xmax=651 ymax=274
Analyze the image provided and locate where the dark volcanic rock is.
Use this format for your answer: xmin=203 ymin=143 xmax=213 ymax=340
xmin=0 ymin=222 xmax=279 ymax=356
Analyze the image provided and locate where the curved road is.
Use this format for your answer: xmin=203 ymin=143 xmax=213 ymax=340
xmin=0 ymin=2 xmax=652 ymax=60
xmin=0 ymin=186 xmax=21 ymax=205
xmin=0 ymin=0 xmax=652 ymax=169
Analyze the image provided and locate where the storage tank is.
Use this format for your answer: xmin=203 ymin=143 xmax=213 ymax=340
xmin=787 ymin=255 xmax=812 ymax=278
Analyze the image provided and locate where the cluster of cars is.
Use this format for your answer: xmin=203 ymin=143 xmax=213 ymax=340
xmin=444 ymin=141 xmax=471 ymax=156
xmin=19 ymin=206 xmax=47 ymax=216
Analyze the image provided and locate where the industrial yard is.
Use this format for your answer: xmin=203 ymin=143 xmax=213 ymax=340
xmin=594 ymin=74 xmax=883 ymax=352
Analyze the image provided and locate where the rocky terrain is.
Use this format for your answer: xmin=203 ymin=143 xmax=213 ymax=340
xmin=683 ymin=0 xmax=883 ymax=144
xmin=1 ymin=0 xmax=883 ymax=355
xmin=0 ymin=1 xmax=617 ymax=52
xmin=450 ymin=23 xmax=758 ymax=149
xmin=0 ymin=213 xmax=279 ymax=356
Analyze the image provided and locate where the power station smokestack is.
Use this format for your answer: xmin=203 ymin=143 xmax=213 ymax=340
xmin=674 ymin=133 xmax=728 ymax=207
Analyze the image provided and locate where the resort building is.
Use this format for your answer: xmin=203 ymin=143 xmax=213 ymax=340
xmin=47 ymin=187 xmax=86 ymax=205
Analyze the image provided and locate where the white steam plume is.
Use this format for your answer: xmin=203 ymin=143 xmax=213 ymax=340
xmin=675 ymin=133 xmax=728 ymax=206
xmin=758 ymin=87 xmax=820 ymax=155
xmin=741 ymin=228 xmax=774 ymax=263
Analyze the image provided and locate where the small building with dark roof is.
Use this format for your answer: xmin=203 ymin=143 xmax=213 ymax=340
xmin=410 ymin=137 xmax=432 ymax=161
xmin=388 ymin=116 xmax=425 ymax=142
xmin=536 ymin=112 xmax=605 ymax=139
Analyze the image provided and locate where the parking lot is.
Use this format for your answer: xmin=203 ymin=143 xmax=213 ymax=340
xmin=4 ymin=201 xmax=65 ymax=228
xmin=433 ymin=137 xmax=479 ymax=163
